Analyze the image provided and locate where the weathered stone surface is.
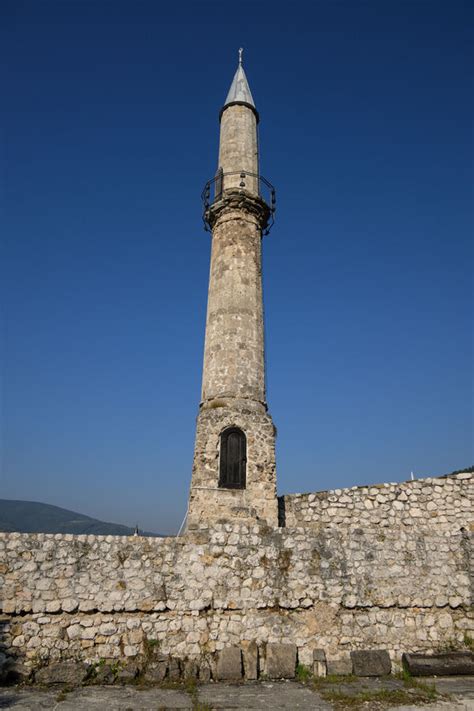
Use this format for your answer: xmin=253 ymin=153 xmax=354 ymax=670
xmin=266 ymin=643 xmax=297 ymax=679
xmin=92 ymin=664 xmax=116 ymax=685
xmin=0 ymin=656 xmax=30 ymax=685
xmin=189 ymin=406 xmax=278 ymax=528
xmin=201 ymin=104 xmax=262 ymax=404
xmin=4 ymin=677 xmax=474 ymax=709
xmin=168 ymin=657 xmax=181 ymax=681
xmin=143 ymin=656 xmax=167 ymax=683
xmin=242 ymin=640 xmax=258 ymax=680
xmin=313 ymin=648 xmax=327 ymax=678
xmin=35 ymin=661 xmax=87 ymax=685
xmin=351 ymin=649 xmax=391 ymax=676
xmin=282 ymin=471 xmax=473 ymax=534
xmin=183 ymin=659 xmax=198 ymax=680
xmin=198 ymin=659 xmax=211 ymax=683
xmin=198 ymin=680 xmax=333 ymax=710
xmin=116 ymin=662 xmax=140 ymax=682
xmin=0 ymin=472 xmax=471 ymax=677
xmin=216 ymin=647 xmax=242 ymax=681
xmin=402 ymin=651 xmax=474 ymax=676
xmin=187 ymin=96 xmax=279 ymax=530
xmin=326 ymin=659 xmax=353 ymax=676
xmin=0 ymin=653 xmax=9 ymax=685
xmin=0 ymin=682 xmax=335 ymax=709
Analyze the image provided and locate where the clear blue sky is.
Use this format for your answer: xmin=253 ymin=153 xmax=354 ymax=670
xmin=2 ymin=1 xmax=472 ymax=534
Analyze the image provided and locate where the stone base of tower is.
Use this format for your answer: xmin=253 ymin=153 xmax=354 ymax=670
xmin=187 ymin=403 xmax=278 ymax=529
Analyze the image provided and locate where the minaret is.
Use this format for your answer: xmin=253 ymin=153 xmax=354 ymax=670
xmin=187 ymin=51 xmax=278 ymax=529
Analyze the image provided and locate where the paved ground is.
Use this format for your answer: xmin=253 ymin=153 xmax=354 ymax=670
xmin=0 ymin=677 xmax=472 ymax=710
xmin=431 ymin=678 xmax=474 ymax=700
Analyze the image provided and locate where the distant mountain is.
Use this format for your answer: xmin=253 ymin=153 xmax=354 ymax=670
xmin=0 ymin=499 xmax=161 ymax=537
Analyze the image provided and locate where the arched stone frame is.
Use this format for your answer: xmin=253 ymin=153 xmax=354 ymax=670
xmin=218 ymin=426 xmax=247 ymax=489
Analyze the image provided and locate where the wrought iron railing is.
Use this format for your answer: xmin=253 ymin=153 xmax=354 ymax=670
xmin=201 ymin=170 xmax=276 ymax=235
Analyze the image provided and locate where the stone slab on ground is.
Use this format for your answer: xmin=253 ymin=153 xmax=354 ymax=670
xmin=266 ymin=643 xmax=297 ymax=679
xmin=403 ymin=652 xmax=474 ymax=677
xmin=199 ymin=658 xmax=212 ymax=682
xmin=0 ymin=685 xmax=193 ymax=709
xmin=326 ymin=657 xmax=353 ymax=676
xmin=198 ymin=681 xmax=332 ymax=709
xmin=0 ymin=683 xmax=331 ymax=710
xmin=34 ymin=661 xmax=88 ymax=685
xmin=351 ymin=649 xmax=392 ymax=676
xmin=428 ymin=676 xmax=474 ymax=700
xmin=142 ymin=657 xmax=167 ymax=682
xmin=242 ymin=640 xmax=259 ymax=680
xmin=313 ymin=648 xmax=327 ymax=678
xmin=216 ymin=646 xmax=242 ymax=681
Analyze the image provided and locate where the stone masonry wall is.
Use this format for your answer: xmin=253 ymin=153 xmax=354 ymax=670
xmin=1 ymin=472 xmax=472 ymax=680
xmin=281 ymin=472 xmax=473 ymax=533
xmin=189 ymin=405 xmax=278 ymax=528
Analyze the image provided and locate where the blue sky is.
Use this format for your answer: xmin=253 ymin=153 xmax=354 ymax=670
xmin=2 ymin=1 xmax=472 ymax=534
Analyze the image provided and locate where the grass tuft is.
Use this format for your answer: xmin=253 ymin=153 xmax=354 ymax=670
xmin=296 ymin=663 xmax=312 ymax=682
xmin=313 ymin=673 xmax=357 ymax=687
xmin=319 ymin=679 xmax=440 ymax=709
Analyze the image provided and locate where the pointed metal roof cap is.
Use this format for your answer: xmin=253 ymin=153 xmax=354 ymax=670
xmin=220 ymin=48 xmax=259 ymax=122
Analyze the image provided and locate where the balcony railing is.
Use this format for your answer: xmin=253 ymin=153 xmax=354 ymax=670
xmin=201 ymin=170 xmax=276 ymax=235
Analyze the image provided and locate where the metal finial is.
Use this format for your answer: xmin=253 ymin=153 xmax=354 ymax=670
xmin=238 ymin=47 xmax=243 ymax=65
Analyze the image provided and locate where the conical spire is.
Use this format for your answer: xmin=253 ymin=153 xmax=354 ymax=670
xmin=223 ymin=48 xmax=256 ymax=110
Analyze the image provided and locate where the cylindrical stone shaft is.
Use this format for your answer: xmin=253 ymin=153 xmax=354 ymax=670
xmin=218 ymin=105 xmax=258 ymax=194
xmin=201 ymin=208 xmax=265 ymax=405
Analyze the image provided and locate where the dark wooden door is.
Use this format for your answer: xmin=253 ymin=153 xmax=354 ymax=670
xmin=219 ymin=428 xmax=246 ymax=489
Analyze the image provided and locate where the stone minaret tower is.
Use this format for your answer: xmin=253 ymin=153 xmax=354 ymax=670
xmin=187 ymin=51 xmax=278 ymax=529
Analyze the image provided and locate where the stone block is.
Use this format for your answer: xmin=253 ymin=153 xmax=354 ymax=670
xmin=199 ymin=659 xmax=211 ymax=682
xmin=35 ymin=661 xmax=88 ymax=685
xmin=208 ymin=654 xmax=218 ymax=681
xmin=351 ymin=650 xmax=391 ymax=677
xmin=298 ymin=646 xmax=314 ymax=667
xmin=402 ymin=652 xmax=474 ymax=677
xmin=0 ymin=656 xmax=30 ymax=685
xmin=143 ymin=656 xmax=167 ymax=683
xmin=242 ymin=641 xmax=258 ymax=680
xmin=183 ymin=659 xmax=198 ymax=680
xmin=326 ymin=658 xmax=353 ymax=676
xmin=116 ymin=662 xmax=140 ymax=682
xmin=93 ymin=664 xmax=116 ymax=685
xmin=216 ymin=646 xmax=242 ymax=681
xmin=266 ymin=643 xmax=297 ymax=679
xmin=313 ymin=648 xmax=327 ymax=677
xmin=167 ymin=657 xmax=181 ymax=681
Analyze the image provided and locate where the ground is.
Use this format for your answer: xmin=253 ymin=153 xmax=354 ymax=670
xmin=0 ymin=677 xmax=473 ymax=710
